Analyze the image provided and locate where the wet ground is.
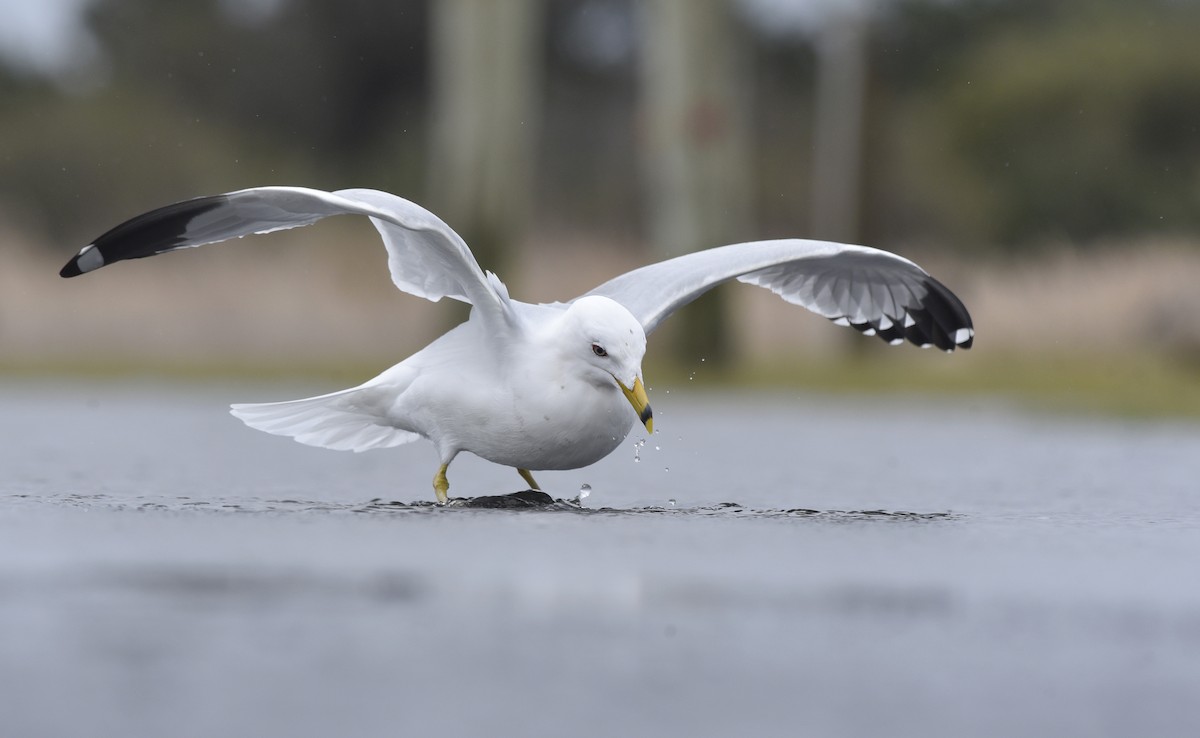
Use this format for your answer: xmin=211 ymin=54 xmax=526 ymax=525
xmin=2 ymin=381 xmax=1199 ymax=737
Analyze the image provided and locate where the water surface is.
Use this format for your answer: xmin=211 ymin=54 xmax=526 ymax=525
xmin=2 ymin=382 xmax=1198 ymax=737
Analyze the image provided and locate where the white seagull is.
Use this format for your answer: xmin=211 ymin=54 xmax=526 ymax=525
xmin=61 ymin=187 xmax=974 ymax=502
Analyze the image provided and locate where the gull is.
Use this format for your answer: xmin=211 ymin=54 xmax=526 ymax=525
xmin=60 ymin=187 xmax=974 ymax=502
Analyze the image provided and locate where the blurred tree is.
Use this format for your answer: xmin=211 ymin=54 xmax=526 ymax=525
xmin=83 ymin=0 xmax=430 ymax=183
xmin=3 ymin=0 xmax=1199 ymax=260
xmin=0 ymin=0 xmax=430 ymax=244
xmin=884 ymin=0 xmax=1200 ymax=248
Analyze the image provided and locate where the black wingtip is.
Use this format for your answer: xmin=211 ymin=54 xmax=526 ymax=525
xmin=59 ymin=195 xmax=228 ymax=278
xmin=59 ymin=244 xmax=104 ymax=278
xmin=832 ymin=272 xmax=975 ymax=351
xmin=918 ymin=275 xmax=975 ymax=351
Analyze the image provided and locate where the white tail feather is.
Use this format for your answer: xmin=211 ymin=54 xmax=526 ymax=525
xmin=230 ymin=386 xmax=420 ymax=453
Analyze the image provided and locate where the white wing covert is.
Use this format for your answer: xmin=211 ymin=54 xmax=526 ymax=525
xmin=583 ymin=239 xmax=973 ymax=351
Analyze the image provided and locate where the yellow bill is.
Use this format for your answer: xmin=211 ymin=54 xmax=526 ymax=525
xmin=620 ymin=376 xmax=653 ymax=434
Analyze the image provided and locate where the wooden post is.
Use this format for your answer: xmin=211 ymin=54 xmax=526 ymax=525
xmin=809 ymin=12 xmax=869 ymax=244
xmin=430 ymin=0 xmax=541 ymax=272
xmin=639 ymin=0 xmax=751 ymax=364
xmin=810 ymin=11 xmax=872 ymax=359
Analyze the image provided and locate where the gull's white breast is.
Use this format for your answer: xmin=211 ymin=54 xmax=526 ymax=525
xmin=386 ymin=310 xmax=636 ymax=471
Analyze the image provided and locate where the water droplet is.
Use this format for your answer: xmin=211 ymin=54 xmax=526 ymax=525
xmin=664 ymin=467 xmax=670 ymax=473
xmin=700 ymin=358 xmax=706 ymax=363
xmin=654 ymin=445 xmax=660 ymax=451
xmin=668 ymin=498 xmax=677 ymax=507
xmin=665 ymin=389 xmax=670 ymax=394
xmin=572 ymin=483 xmax=593 ymax=507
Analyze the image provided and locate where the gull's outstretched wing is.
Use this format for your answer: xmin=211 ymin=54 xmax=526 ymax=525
xmin=583 ymin=239 xmax=974 ymax=351
xmin=59 ymin=186 xmax=515 ymax=326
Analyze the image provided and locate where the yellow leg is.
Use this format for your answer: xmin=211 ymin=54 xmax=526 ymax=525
xmin=433 ymin=463 xmax=450 ymax=504
xmin=517 ymin=468 xmax=541 ymax=490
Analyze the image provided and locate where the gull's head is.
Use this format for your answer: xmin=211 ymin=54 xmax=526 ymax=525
xmin=560 ymin=296 xmax=652 ymax=433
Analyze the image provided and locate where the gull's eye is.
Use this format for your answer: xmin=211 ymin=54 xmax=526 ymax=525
xmin=591 ymin=343 xmax=608 ymax=357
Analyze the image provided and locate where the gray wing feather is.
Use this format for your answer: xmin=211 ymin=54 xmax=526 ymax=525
xmin=584 ymin=239 xmax=973 ymax=351
xmin=60 ymin=186 xmax=516 ymax=330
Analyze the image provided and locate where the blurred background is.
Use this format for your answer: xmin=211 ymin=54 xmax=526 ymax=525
xmin=2 ymin=0 xmax=1199 ymax=414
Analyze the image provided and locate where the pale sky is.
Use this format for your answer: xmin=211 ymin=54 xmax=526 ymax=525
xmin=0 ymin=0 xmax=95 ymax=73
